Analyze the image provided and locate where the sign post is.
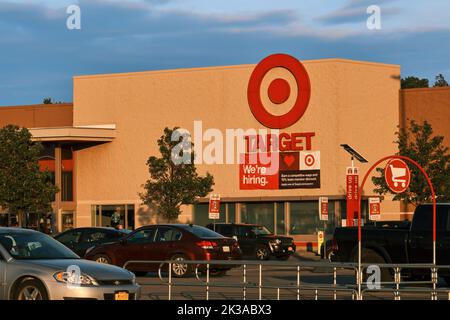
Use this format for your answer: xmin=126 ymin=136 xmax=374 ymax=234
xmin=209 ymin=194 xmax=221 ymax=231
xmin=318 ymin=197 xmax=328 ymax=258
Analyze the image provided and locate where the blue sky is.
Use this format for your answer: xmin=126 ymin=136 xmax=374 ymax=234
xmin=1 ymin=0 xmax=450 ymax=105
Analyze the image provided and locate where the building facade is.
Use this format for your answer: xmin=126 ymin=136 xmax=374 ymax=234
xmin=2 ymin=55 xmax=428 ymax=246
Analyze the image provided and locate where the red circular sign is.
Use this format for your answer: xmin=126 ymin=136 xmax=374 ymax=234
xmin=384 ymin=159 xmax=411 ymax=193
xmin=247 ymin=53 xmax=311 ymax=129
xmin=268 ymin=78 xmax=290 ymax=104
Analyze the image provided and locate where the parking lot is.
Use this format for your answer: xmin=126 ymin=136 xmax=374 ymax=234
xmin=135 ymin=252 xmax=450 ymax=300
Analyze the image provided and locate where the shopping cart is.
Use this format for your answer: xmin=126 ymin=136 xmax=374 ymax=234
xmin=389 ymin=164 xmax=407 ymax=187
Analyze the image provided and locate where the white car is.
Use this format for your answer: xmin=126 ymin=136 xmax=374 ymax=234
xmin=0 ymin=227 xmax=141 ymax=300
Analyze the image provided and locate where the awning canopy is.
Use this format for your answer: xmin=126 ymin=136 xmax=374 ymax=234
xmin=29 ymin=124 xmax=116 ymax=143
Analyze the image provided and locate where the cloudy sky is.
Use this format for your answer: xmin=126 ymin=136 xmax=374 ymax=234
xmin=1 ymin=0 xmax=449 ymax=105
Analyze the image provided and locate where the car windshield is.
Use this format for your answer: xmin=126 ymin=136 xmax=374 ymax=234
xmin=185 ymin=225 xmax=224 ymax=239
xmin=251 ymin=226 xmax=272 ymax=235
xmin=0 ymin=232 xmax=79 ymax=260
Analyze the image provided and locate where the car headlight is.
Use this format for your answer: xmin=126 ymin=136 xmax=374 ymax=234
xmin=270 ymin=239 xmax=282 ymax=245
xmin=54 ymin=271 xmax=99 ymax=286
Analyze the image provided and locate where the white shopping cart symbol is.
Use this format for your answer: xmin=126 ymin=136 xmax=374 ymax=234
xmin=389 ymin=164 xmax=407 ymax=188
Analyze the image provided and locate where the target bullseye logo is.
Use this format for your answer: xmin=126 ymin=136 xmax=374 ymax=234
xmin=304 ymin=154 xmax=315 ymax=167
xmin=247 ymin=53 xmax=311 ymax=129
xmin=268 ymin=78 xmax=290 ymax=104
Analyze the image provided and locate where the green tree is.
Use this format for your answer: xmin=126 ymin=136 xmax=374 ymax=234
xmin=401 ymin=76 xmax=429 ymax=89
xmin=42 ymin=97 xmax=53 ymax=104
xmin=140 ymin=127 xmax=214 ymax=222
xmin=433 ymin=74 xmax=449 ymax=87
xmin=372 ymin=121 xmax=450 ymax=205
xmin=0 ymin=125 xmax=59 ymax=226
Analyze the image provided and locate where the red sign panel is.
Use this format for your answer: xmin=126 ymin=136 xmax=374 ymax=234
xmin=369 ymin=197 xmax=381 ymax=220
xmin=384 ymin=159 xmax=411 ymax=193
xmin=319 ymin=197 xmax=328 ymax=221
xmin=346 ymin=167 xmax=359 ymax=227
xmin=209 ymin=195 xmax=221 ymax=219
xmin=239 ymin=153 xmax=279 ymax=190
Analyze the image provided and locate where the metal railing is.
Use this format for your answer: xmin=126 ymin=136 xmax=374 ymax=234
xmin=123 ymin=259 xmax=450 ymax=300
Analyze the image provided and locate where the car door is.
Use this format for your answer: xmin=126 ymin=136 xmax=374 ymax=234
xmin=437 ymin=206 xmax=450 ymax=266
xmin=409 ymin=205 xmax=446 ymax=264
xmin=78 ymin=229 xmax=109 ymax=257
xmin=54 ymin=229 xmax=83 ymax=255
xmin=235 ymin=226 xmax=254 ymax=256
xmin=115 ymin=227 xmax=156 ymax=270
xmin=152 ymin=227 xmax=184 ymax=261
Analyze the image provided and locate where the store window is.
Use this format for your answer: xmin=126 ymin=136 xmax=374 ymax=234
xmin=289 ymin=201 xmax=319 ymax=235
xmin=228 ymin=204 xmax=236 ymax=223
xmin=61 ymin=146 xmax=73 ymax=202
xmin=62 ymin=212 xmax=75 ymax=231
xmin=193 ymin=203 xmax=227 ymax=227
xmin=91 ymin=204 xmax=135 ymax=230
xmin=240 ymin=202 xmax=275 ymax=233
xmin=0 ymin=213 xmax=8 ymax=227
xmin=276 ymin=202 xmax=286 ymax=235
xmin=289 ymin=201 xmax=337 ymax=235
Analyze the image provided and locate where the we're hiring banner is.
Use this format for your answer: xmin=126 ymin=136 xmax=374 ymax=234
xmin=239 ymin=151 xmax=320 ymax=190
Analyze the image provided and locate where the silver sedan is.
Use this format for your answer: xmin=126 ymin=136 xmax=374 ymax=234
xmin=0 ymin=227 xmax=141 ymax=300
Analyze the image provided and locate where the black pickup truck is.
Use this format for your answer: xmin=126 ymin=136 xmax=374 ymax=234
xmin=331 ymin=203 xmax=450 ymax=282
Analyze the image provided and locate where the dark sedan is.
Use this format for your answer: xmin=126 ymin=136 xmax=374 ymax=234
xmin=207 ymin=223 xmax=296 ymax=260
xmin=54 ymin=227 xmax=131 ymax=257
xmin=85 ymin=224 xmax=242 ymax=277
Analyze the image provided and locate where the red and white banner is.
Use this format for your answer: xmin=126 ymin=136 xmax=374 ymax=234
xmin=208 ymin=194 xmax=221 ymax=220
xmin=319 ymin=197 xmax=328 ymax=221
xmin=369 ymin=197 xmax=381 ymax=221
xmin=346 ymin=167 xmax=359 ymax=227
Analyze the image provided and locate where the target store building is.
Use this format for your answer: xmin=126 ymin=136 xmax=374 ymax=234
xmin=0 ymin=54 xmax=404 ymax=246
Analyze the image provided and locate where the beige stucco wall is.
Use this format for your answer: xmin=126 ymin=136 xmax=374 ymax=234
xmin=71 ymin=58 xmax=401 ymax=227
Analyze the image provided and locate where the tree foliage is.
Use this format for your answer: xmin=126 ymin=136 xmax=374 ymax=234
xmin=401 ymin=76 xmax=429 ymax=89
xmin=433 ymin=74 xmax=449 ymax=87
xmin=140 ymin=127 xmax=214 ymax=222
xmin=0 ymin=125 xmax=58 ymax=222
xmin=372 ymin=121 xmax=450 ymax=205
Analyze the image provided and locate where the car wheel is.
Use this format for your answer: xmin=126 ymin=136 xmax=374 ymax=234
xmin=255 ymin=246 xmax=270 ymax=260
xmin=170 ymin=254 xmax=192 ymax=278
xmin=14 ymin=279 xmax=48 ymax=301
xmin=93 ymin=254 xmax=111 ymax=264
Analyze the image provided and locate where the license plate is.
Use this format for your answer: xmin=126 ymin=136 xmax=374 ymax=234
xmin=114 ymin=291 xmax=129 ymax=300
xmin=288 ymin=246 xmax=293 ymax=251
xmin=222 ymin=246 xmax=230 ymax=252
